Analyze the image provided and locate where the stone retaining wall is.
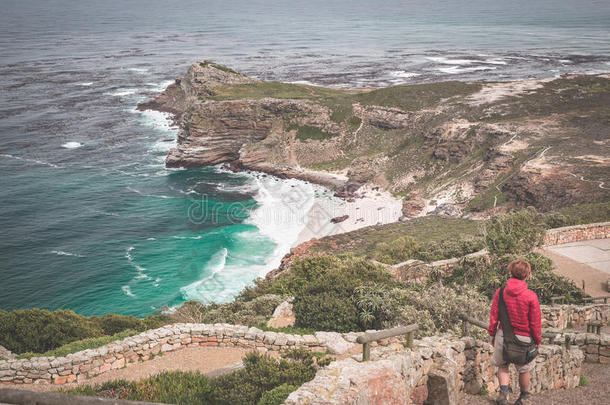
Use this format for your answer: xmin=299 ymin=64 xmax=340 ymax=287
xmin=541 ymin=303 xmax=609 ymax=329
xmin=389 ymin=222 xmax=610 ymax=283
xmin=543 ymin=222 xmax=610 ymax=246
xmin=388 ymin=250 xmax=490 ymax=283
xmin=544 ymin=332 xmax=610 ymax=363
xmin=0 ymin=323 xmax=358 ymax=386
xmin=285 ymin=335 xmax=584 ymax=405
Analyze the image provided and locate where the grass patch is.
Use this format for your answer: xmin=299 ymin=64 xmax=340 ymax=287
xmin=17 ymin=330 xmax=137 ymax=359
xmin=208 ymin=81 xmax=347 ymax=101
xmin=254 ymin=324 xmax=317 ymax=336
xmin=348 ymin=115 xmax=362 ymax=130
xmin=547 ymin=202 xmax=610 ymax=226
xmin=289 ymin=124 xmax=335 ymax=141
xmin=356 ymin=81 xmax=482 ymax=111
xmin=198 ymin=61 xmax=240 ymax=75
xmin=310 ymin=216 xmax=484 ymax=259
xmin=579 ymin=375 xmax=590 ymax=386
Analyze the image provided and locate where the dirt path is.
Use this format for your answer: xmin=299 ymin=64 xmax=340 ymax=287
xmin=537 ymin=247 xmax=610 ymax=297
xmin=11 ymin=346 xmax=250 ymax=392
xmin=460 ymin=363 xmax=610 ymax=404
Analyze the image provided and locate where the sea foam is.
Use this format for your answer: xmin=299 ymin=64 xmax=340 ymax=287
xmin=62 ymin=141 xmax=83 ymax=149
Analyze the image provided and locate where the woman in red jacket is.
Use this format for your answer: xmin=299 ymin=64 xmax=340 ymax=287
xmin=488 ymin=259 xmax=541 ymax=405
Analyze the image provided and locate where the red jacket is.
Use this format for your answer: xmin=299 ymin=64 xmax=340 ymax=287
xmin=488 ymin=278 xmax=542 ymax=345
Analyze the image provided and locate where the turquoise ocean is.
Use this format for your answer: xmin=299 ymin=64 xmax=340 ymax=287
xmin=1 ymin=0 xmax=609 ymax=316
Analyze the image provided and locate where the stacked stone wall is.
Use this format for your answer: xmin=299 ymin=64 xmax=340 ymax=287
xmin=0 ymin=323 xmax=356 ymax=386
xmin=543 ymin=222 xmax=610 ymax=246
xmin=285 ymin=336 xmax=584 ymax=405
xmin=544 ymin=332 xmax=610 ymax=363
xmin=541 ymin=303 xmax=609 ymax=329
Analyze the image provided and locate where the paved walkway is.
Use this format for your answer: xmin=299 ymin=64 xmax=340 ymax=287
xmin=538 ymin=238 xmax=610 ymax=297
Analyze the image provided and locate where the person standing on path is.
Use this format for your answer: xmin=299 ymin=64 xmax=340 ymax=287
xmin=488 ymin=259 xmax=542 ymax=405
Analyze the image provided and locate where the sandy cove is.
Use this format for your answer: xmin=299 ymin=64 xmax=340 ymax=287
xmin=295 ymin=184 xmax=403 ymax=246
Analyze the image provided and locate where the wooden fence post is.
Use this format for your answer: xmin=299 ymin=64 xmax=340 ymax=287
xmin=362 ymin=342 xmax=370 ymax=361
xmin=406 ymin=331 xmax=413 ymax=348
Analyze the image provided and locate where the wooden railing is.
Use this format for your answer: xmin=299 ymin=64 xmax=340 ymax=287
xmin=0 ymin=389 xmax=167 ymax=405
xmin=356 ymin=324 xmax=419 ymax=361
xmin=549 ymin=295 xmax=609 ymax=306
xmin=550 ymin=295 xmax=566 ymax=305
xmin=582 ymin=296 xmax=609 ymax=304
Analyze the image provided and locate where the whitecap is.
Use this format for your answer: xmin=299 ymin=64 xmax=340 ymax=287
xmin=77 ymin=82 xmax=93 ymax=86
xmin=50 ymin=250 xmax=84 ymax=258
xmin=147 ymin=80 xmax=175 ymax=92
xmin=125 ymin=246 xmax=151 ymax=280
xmin=121 ymin=285 xmax=136 ymax=297
xmin=482 ymin=58 xmax=507 ymax=65
xmin=436 ymin=65 xmax=496 ymax=74
xmin=180 ymin=248 xmax=229 ymax=301
xmin=127 ymin=67 xmax=149 ymax=73
xmin=426 ymin=56 xmax=474 ymax=65
xmin=289 ymin=80 xmax=317 ymax=86
xmin=107 ymin=88 xmax=138 ymax=96
xmin=126 ymin=186 xmax=177 ymax=199
xmin=62 ymin=141 xmax=83 ymax=149
xmin=1 ymin=154 xmax=60 ymax=168
xmin=91 ymin=209 xmax=120 ymax=217
xmin=389 ymin=71 xmax=421 ymax=78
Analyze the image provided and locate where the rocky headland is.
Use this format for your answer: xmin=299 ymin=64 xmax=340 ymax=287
xmin=139 ymin=62 xmax=609 ymax=218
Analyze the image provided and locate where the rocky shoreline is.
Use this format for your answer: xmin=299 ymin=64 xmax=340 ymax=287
xmin=138 ymin=62 xmax=609 ymax=219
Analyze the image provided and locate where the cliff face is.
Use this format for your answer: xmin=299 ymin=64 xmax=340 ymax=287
xmin=140 ymin=62 xmax=610 ymax=216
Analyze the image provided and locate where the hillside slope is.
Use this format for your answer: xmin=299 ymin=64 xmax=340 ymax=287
xmin=140 ymin=62 xmax=610 ymax=217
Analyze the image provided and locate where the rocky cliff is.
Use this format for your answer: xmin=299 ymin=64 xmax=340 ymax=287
xmin=140 ymin=62 xmax=610 ymax=216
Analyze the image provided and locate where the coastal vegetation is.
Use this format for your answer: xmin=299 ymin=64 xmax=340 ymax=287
xmin=0 ymin=309 xmax=167 ymax=355
xmin=1 ymin=206 xmax=601 ymax=358
xmin=65 ymin=350 xmax=319 ymax=405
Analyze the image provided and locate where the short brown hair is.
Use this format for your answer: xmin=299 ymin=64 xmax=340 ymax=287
xmin=508 ymin=259 xmax=531 ymax=280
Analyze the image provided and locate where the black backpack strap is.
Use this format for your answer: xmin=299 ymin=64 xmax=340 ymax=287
xmin=498 ymin=287 xmax=517 ymax=342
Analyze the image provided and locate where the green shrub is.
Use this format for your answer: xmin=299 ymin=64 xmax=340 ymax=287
xmin=374 ymin=236 xmax=419 ymax=264
xmin=209 ymin=352 xmax=316 ymax=404
xmin=0 ymin=309 xmax=169 ymax=355
xmin=348 ymin=116 xmax=362 ymax=130
xmin=67 ymin=352 xmax=316 ymax=405
xmin=485 ymin=208 xmax=546 ymax=255
xmin=91 ymin=314 xmax=156 ymax=336
xmin=0 ymin=308 xmax=103 ymax=354
xmin=354 ymin=284 xmax=398 ymax=330
xmin=293 ymin=293 xmax=359 ymax=332
xmin=389 ymin=284 xmax=489 ymax=338
xmin=417 ymin=238 xmax=485 ymax=262
xmin=264 ymin=255 xmax=393 ymax=298
xmin=257 ymin=384 xmax=298 ymax=405
xmin=17 ymin=330 xmax=137 ymax=359
xmin=170 ymin=295 xmax=285 ymax=326
xmin=446 ymin=253 xmax=585 ymax=304
xmin=546 ymin=202 xmax=610 ymax=227
xmin=67 ymin=371 xmax=212 ymax=404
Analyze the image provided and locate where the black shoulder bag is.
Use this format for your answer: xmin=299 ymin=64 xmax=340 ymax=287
xmin=498 ymin=287 xmax=538 ymax=366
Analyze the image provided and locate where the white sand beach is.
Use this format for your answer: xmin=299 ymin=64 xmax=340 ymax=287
xmin=295 ymin=185 xmax=403 ymax=245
